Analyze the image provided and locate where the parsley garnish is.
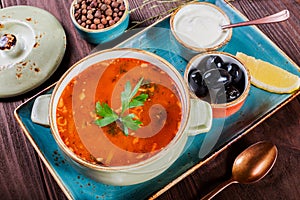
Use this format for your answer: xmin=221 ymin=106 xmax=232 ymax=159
xmin=95 ymin=78 xmax=148 ymax=136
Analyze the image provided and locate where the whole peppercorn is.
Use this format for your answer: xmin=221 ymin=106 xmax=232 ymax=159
xmin=90 ymin=1 xmax=98 ymax=8
xmin=73 ymin=0 xmax=126 ymax=30
xmin=82 ymin=8 xmax=87 ymax=15
xmin=81 ymin=15 xmax=87 ymax=22
xmin=90 ymin=24 xmax=97 ymax=29
xmin=87 ymin=9 xmax=93 ymax=15
xmin=101 ymin=18 xmax=107 ymax=25
xmin=104 ymin=0 xmax=111 ymax=5
xmin=74 ymin=4 xmax=80 ymax=9
xmin=98 ymin=24 xmax=104 ymax=29
xmin=100 ymin=4 xmax=107 ymax=11
xmin=86 ymin=19 xmax=92 ymax=25
xmin=119 ymin=4 xmax=125 ymax=11
xmin=109 ymin=19 xmax=115 ymax=26
xmin=94 ymin=10 xmax=101 ymax=18
xmin=74 ymin=12 xmax=80 ymax=19
xmin=87 ymin=13 xmax=93 ymax=20
xmin=105 ymin=9 xmax=113 ymax=16
xmin=114 ymin=16 xmax=120 ymax=22
xmin=111 ymin=1 xmax=119 ymax=8
xmin=94 ymin=18 xmax=101 ymax=24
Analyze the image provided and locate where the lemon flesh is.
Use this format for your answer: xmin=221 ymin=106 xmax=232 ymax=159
xmin=236 ymin=52 xmax=300 ymax=93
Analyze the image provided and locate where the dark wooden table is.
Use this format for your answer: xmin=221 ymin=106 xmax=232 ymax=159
xmin=1 ymin=0 xmax=299 ymax=199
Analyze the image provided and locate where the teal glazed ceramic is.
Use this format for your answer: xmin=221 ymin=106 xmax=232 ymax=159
xmin=70 ymin=0 xmax=129 ymax=44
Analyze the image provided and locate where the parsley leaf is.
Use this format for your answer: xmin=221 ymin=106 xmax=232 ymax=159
xmin=95 ymin=78 xmax=148 ymax=136
xmin=129 ymin=93 xmax=148 ymax=108
xmin=122 ymin=114 xmax=142 ymax=130
xmin=95 ymin=102 xmax=118 ymax=127
xmin=121 ymin=78 xmax=146 ymax=114
xmin=119 ymin=114 xmax=142 ymax=136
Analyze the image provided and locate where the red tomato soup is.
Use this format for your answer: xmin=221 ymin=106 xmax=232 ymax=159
xmin=56 ymin=58 xmax=182 ymax=166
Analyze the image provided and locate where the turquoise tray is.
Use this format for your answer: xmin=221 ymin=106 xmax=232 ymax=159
xmin=15 ymin=0 xmax=300 ymax=199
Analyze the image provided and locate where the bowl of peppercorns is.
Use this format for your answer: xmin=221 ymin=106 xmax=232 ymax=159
xmin=184 ymin=52 xmax=251 ymax=118
xmin=70 ymin=0 xmax=129 ymax=44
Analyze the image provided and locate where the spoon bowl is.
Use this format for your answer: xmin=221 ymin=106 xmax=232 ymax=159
xmin=232 ymin=141 xmax=278 ymax=184
xmin=201 ymin=141 xmax=278 ymax=200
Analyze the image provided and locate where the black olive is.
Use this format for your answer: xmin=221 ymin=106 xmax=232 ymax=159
xmin=203 ymin=68 xmax=232 ymax=89
xmin=234 ymin=72 xmax=246 ymax=93
xmin=197 ymin=57 xmax=212 ymax=72
xmin=188 ymin=69 xmax=208 ymax=97
xmin=226 ymin=85 xmax=241 ymax=102
xmin=220 ymin=62 xmax=231 ymax=71
xmin=207 ymin=55 xmax=224 ymax=68
xmin=222 ymin=63 xmax=243 ymax=83
xmin=215 ymin=88 xmax=227 ymax=104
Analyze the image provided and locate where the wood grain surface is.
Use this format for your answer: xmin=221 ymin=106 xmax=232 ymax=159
xmin=0 ymin=0 xmax=299 ymax=199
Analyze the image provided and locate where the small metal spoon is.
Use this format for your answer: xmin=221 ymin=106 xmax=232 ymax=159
xmin=201 ymin=141 xmax=278 ymax=200
xmin=222 ymin=9 xmax=289 ymax=29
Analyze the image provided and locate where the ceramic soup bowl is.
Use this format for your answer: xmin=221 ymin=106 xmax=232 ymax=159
xmin=31 ymin=48 xmax=212 ymax=186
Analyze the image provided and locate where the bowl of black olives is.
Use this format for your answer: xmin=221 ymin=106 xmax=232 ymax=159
xmin=184 ymin=52 xmax=250 ymax=118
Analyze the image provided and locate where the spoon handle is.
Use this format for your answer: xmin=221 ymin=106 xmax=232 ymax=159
xmin=200 ymin=178 xmax=236 ymax=200
xmin=221 ymin=9 xmax=290 ymax=29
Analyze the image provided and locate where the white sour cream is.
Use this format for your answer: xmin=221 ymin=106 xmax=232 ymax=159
xmin=173 ymin=4 xmax=230 ymax=49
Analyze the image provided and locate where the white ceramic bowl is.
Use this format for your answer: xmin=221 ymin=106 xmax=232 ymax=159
xmin=170 ymin=2 xmax=232 ymax=60
xmin=31 ymin=48 xmax=213 ymax=185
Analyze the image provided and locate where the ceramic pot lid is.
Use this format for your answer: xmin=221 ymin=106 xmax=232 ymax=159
xmin=0 ymin=6 xmax=66 ymax=98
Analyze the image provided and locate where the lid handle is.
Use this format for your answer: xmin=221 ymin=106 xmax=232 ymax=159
xmin=0 ymin=34 xmax=17 ymax=51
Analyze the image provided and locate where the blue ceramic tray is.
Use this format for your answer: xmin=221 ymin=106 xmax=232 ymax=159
xmin=15 ymin=0 xmax=300 ymax=199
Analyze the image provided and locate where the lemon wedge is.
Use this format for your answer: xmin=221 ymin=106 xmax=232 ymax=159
xmin=236 ymin=52 xmax=300 ymax=93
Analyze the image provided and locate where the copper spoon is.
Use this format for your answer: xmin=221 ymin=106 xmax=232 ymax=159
xmin=222 ymin=9 xmax=289 ymax=29
xmin=201 ymin=141 xmax=278 ymax=200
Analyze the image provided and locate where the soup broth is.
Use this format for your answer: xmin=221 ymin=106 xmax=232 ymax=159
xmin=56 ymin=58 xmax=182 ymax=166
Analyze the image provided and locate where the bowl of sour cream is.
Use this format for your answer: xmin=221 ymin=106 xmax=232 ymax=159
xmin=170 ymin=2 xmax=232 ymax=60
